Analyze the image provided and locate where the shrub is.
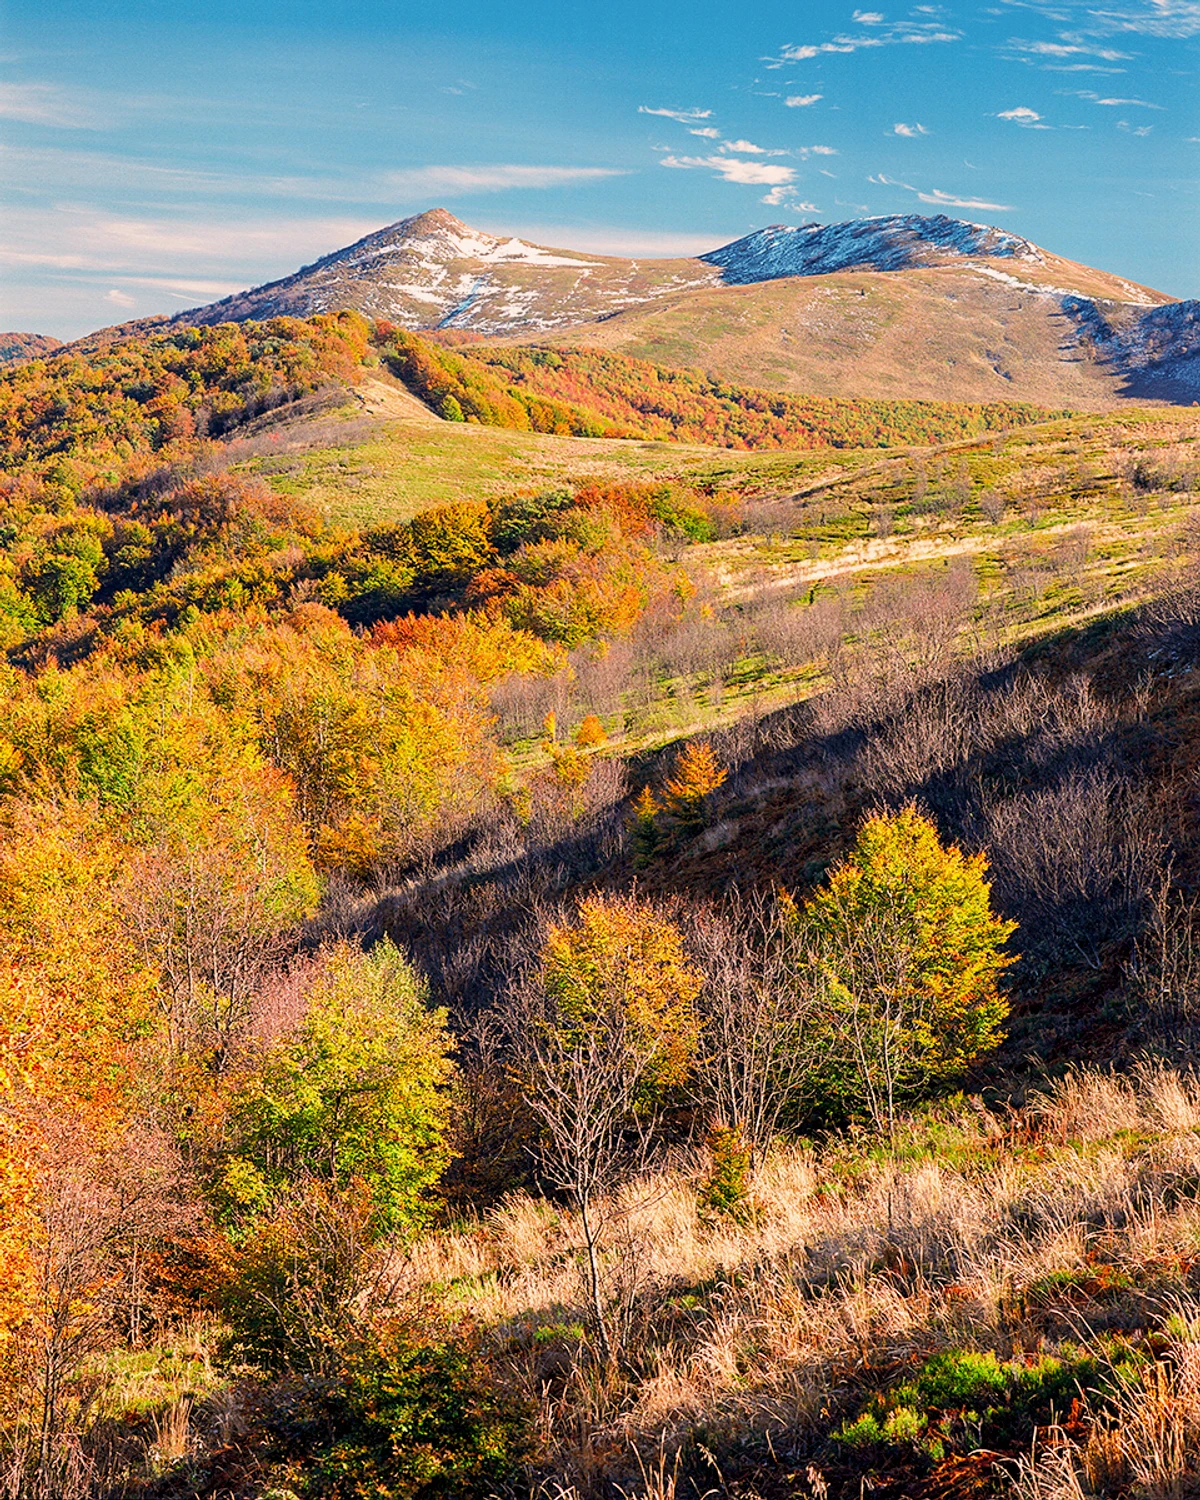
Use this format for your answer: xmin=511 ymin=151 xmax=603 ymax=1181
xmin=263 ymin=1330 xmax=531 ymax=1500
xmin=697 ymin=1123 xmax=754 ymax=1222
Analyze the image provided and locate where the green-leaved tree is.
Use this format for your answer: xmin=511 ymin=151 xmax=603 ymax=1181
xmin=218 ymin=939 xmax=455 ymax=1236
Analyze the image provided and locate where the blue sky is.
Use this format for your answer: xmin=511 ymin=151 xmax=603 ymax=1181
xmin=3 ymin=0 xmax=1197 ymax=337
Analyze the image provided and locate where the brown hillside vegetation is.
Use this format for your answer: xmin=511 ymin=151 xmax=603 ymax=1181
xmin=523 ymin=266 xmax=1185 ymax=408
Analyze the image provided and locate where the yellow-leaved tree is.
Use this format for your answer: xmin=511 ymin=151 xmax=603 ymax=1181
xmin=662 ymin=740 xmax=727 ymax=832
xmin=515 ymin=894 xmax=701 ymax=1367
xmin=803 ymin=805 xmax=1016 ymax=1133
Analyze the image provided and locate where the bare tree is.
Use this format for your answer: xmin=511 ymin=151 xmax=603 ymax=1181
xmin=685 ymin=895 xmax=822 ymax=1156
xmin=507 ymin=975 xmax=656 ymax=1371
xmin=2 ymin=1110 xmax=191 ymax=1500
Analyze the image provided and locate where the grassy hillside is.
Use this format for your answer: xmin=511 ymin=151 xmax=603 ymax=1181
xmin=511 ymin=265 xmax=1176 ymax=408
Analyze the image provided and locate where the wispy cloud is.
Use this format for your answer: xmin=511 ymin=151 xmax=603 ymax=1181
xmin=1006 ymin=37 xmax=1132 ymax=59
xmin=1070 ymin=89 xmax=1163 ymax=105
xmin=638 ymin=105 xmax=714 ymax=124
xmin=785 ymin=94 xmax=823 ymax=107
xmin=103 ymin=288 xmax=136 ymax=308
xmin=0 ymin=208 xmax=383 ymax=276
xmin=1000 ymin=0 xmax=1200 ymax=38
xmin=721 ymin=138 xmax=789 ymax=155
xmin=0 ymin=81 xmax=110 ymax=129
xmin=853 ymin=10 xmax=886 ymax=22
xmin=870 ymin=173 xmax=1014 ymax=211
xmin=918 ymin=187 xmax=1015 ymax=209
xmin=661 ymin=153 xmax=796 ymax=187
xmin=1087 ymin=0 xmax=1200 ymax=37
xmin=767 ymin=19 xmax=960 ymax=65
xmin=378 ymin=164 xmax=625 ymax=193
xmin=0 ymin=146 xmax=624 ymax=205
xmin=893 ymin=122 xmax=930 ymax=136
xmin=689 ymin=126 xmax=721 ymax=138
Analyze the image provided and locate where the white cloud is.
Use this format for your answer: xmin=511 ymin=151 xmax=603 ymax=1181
xmin=379 ymin=164 xmax=624 ymax=193
xmin=0 ymin=206 xmax=384 ymax=276
xmin=870 ymin=172 xmax=1013 ymax=211
xmin=661 ymin=153 xmax=797 ymax=186
xmin=893 ymin=122 xmax=929 ymax=136
xmin=722 ymin=139 xmax=786 ymax=154
xmin=103 ymin=288 xmax=136 ymax=308
xmin=768 ymin=20 xmax=960 ymax=64
xmin=1086 ymin=0 xmax=1200 ymax=37
xmin=786 ymin=94 xmax=823 ymax=107
xmin=0 ymin=147 xmax=625 ymax=206
xmin=689 ymin=126 xmax=721 ymax=137
xmin=919 ymin=187 xmax=1015 ymax=209
xmin=1089 ymin=94 xmax=1164 ymax=106
xmin=997 ymin=106 xmax=1043 ymax=122
xmin=0 ymin=81 xmax=109 ymax=129
xmin=1009 ymin=38 xmax=1132 ymax=58
xmin=807 ymin=145 xmax=839 ymax=155
xmin=638 ymin=105 xmax=714 ymax=124
xmin=853 ymin=9 xmax=886 ymax=20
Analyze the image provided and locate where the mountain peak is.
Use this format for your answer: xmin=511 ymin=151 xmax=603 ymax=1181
xmin=702 ymin=213 xmax=1043 ymax=284
xmin=401 ymin=207 xmax=469 ymax=234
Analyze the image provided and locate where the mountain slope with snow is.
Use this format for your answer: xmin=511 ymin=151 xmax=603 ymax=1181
xmin=149 ymin=208 xmax=1195 ymax=407
xmin=699 ymin=214 xmax=1045 ymax=283
xmin=174 ymin=208 xmax=1171 ymax=335
xmin=177 ymin=209 xmax=720 ymax=333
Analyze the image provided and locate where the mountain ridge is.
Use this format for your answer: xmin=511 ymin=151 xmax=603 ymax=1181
xmin=68 ymin=208 xmax=1199 ymax=408
xmin=170 ymin=207 xmax=1174 ymax=337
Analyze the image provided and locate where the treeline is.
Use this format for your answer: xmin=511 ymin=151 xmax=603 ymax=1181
xmin=388 ymin=330 xmax=1059 ymax=448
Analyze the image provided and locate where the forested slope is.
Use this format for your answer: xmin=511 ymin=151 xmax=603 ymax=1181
xmin=1 ymin=312 xmax=1200 ymax=1500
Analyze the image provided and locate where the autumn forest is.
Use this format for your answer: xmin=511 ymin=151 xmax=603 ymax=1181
xmin=4 ymin=309 xmax=1200 ymax=1500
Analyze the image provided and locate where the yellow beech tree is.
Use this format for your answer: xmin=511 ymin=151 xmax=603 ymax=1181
xmin=540 ymin=893 xmax=702 ymax=1096
xmin=803 ymin=805 xmax=1016 ymax=1132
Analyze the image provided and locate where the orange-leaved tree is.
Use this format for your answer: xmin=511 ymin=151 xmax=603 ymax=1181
xmin=662 ymin=739 xmax=727 ymax=832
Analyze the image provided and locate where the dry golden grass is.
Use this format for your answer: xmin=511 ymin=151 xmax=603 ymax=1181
xmin=524 ymin=264 xmax=1176 ymax=409
xmin=395 ymin=1065 xmax=1200 ymax=1492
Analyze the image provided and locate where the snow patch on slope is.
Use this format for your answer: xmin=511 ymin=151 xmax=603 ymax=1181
xmin=1064 ymin=295 xmax=1200 ymax=394
xmin=701 ymin=214 xmax=1043 ymax=285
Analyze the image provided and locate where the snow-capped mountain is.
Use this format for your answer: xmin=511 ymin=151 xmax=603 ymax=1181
xmin=699 ymin=214 xmax=1043 ymax=284
xmin=172 ymin=207 xmax=1169 ymax=338
xmin=177 ymin=209 xmax=720 ymax=333
xmin=156 ymin=208 xmax=1194 ymax=406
